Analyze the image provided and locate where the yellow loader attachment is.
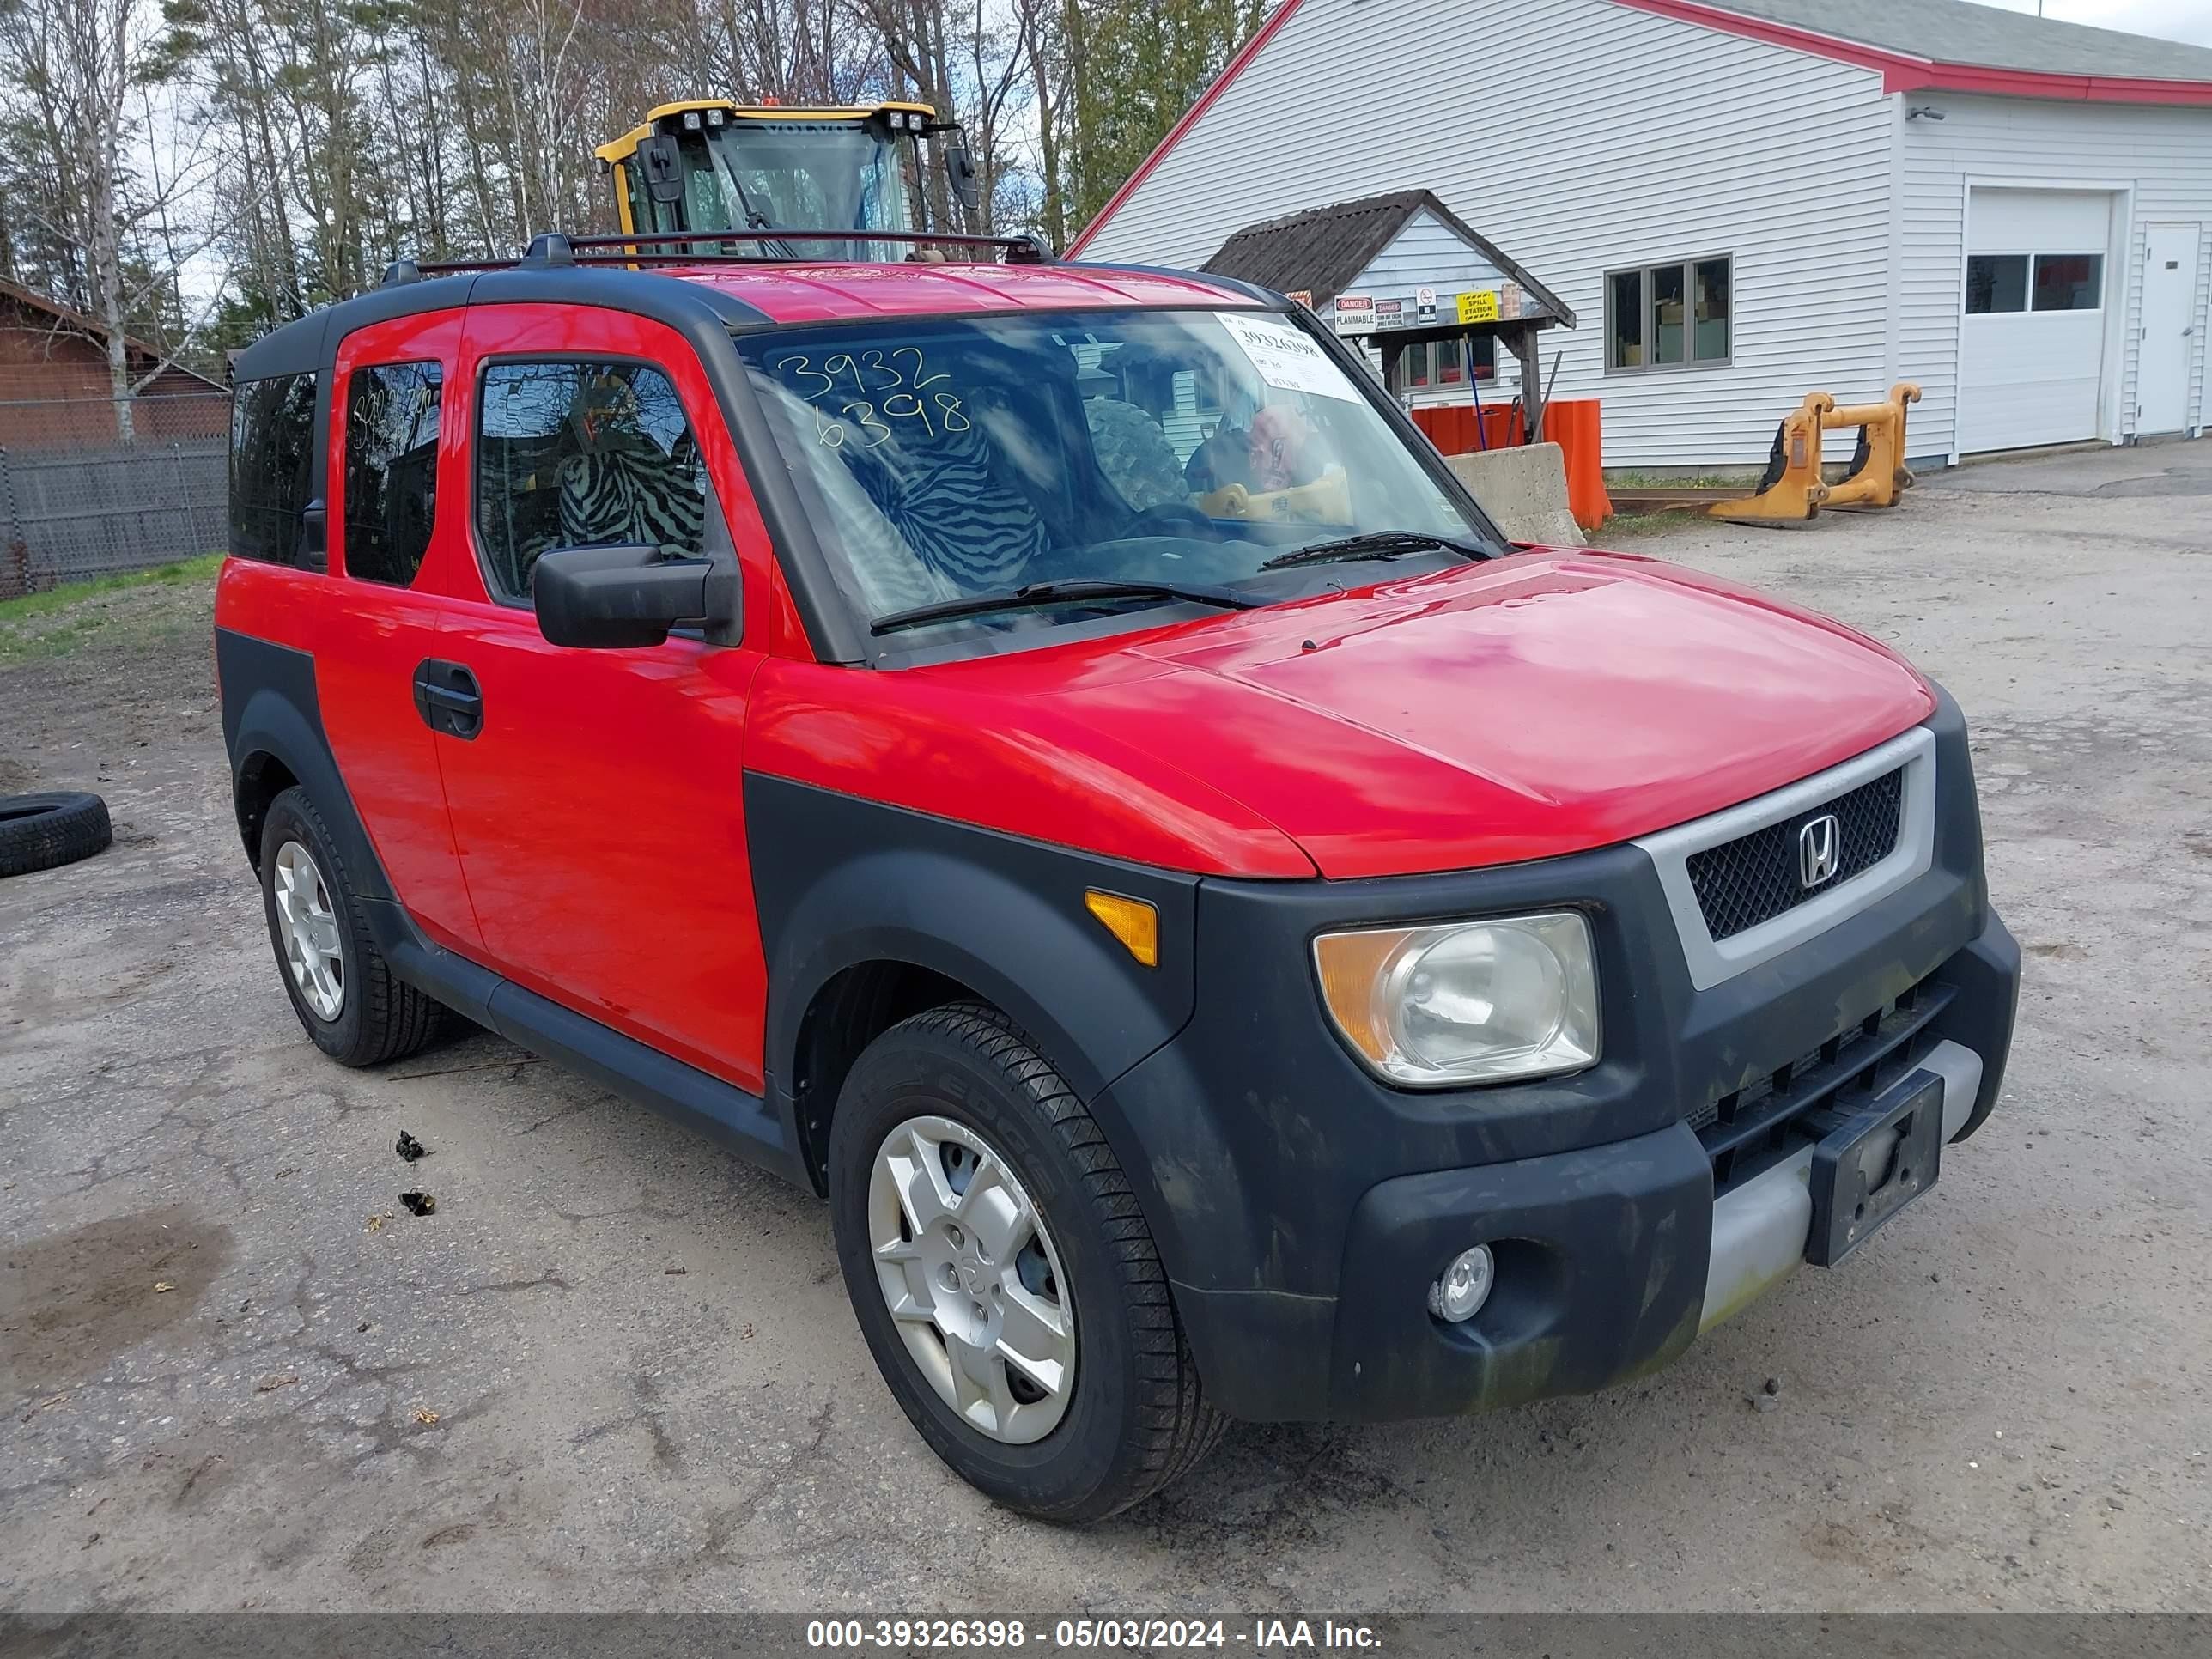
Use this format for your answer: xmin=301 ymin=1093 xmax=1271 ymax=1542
xmin=1708 ymin=406 xmax=1829 ymax=525
xmin=1818 ymin=384 xmax=1922 ymax=511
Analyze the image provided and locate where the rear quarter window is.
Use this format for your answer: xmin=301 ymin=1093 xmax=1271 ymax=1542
xmin=343 ymin=362 xmax=443 ymax=586
xmin=230 ymin=373 xmax=319 ymax=567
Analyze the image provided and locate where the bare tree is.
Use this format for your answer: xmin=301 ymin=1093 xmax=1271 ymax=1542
xmin=5 ymin=0 xmax=1273 ymax=373
xmin=0 ymin=0 xmax=222 ymax=439
xmin=697 ymin=0 xmax=881 ymax=104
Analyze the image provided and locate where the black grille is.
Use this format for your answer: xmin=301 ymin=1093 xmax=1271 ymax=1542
xmin=1693 ymin=975 xmax=1953 ymax=1193
xmin=1686 ymin=768 xmax=1903 ymax=940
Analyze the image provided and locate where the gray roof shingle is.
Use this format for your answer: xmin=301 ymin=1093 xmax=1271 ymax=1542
xmin=1701 ymin=0 xmax=2212 ymax=84
xmin=1201 ymin=190 xmax=1574 ymax=323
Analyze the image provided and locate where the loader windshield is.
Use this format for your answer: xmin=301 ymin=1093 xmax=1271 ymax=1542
xmin=709 ymin=124 xmax=913 ymax=235
xmin=630 ymin=120 xmax=916 ymax=258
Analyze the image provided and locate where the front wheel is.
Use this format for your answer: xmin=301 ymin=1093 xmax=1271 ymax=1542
xmin=829 ymin=1003 xmax=1224 ymax=1522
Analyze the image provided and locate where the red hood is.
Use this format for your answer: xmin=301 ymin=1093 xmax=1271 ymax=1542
xmin=750 ymin=550 xmax=1934 ymax=880
xmin=1038 ymin=550 xmax=1933 ymax=878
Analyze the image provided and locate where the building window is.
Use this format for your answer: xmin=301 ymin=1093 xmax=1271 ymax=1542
xmin=2031 ymin=253 xmax=2102 ymax=312
xmin=229 ymin=373 xmax=319 ymax=567
xmin=1966 ymin=252 xmax=2103 ymax=315
xmin=1399 ymin=337 xmax=1494 ymax=388
xmin=1694 ymin=258 xmax=1730 ymax=360
xmin=343 ymin=362 xmax=443 ymax=587
xmin=1966 ymin=254 xmax=2028 ymax=313
xmin=1607 ymin=258 xmax=1731 ymax=370
xmin=1608 ymin=271 xmax=1644 ymax=368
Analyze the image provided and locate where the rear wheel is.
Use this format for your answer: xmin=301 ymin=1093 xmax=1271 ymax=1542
xmin=258 ymin=786 xmax=444 ymax=1066
xmin=829 ymin=1002 xmax=1225 ymax=1522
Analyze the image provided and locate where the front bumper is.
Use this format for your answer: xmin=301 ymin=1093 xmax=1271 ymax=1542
xmin=1091 ymin=690 xmax=2021 ymax=1423
xmin=1168 ymin=914 xmax=2018 ymax=1423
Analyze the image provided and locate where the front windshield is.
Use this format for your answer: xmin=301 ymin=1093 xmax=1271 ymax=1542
xmin=737 ymin=307 xmax=1486 ymax=647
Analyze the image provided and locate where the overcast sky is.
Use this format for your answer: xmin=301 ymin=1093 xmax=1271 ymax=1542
xmin=1968 ymin=0 xmax=2212 ymax=46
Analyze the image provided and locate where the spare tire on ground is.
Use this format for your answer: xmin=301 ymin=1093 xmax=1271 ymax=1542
xmin=0 ymin=792 xmax=112 ymax=878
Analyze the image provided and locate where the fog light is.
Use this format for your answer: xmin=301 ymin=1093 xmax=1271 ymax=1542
xmin=1428 ymin=1244 xmax=1495 ymax=1323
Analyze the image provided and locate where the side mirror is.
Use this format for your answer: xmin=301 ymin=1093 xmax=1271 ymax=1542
xmin=532 ymin=544 xmax=738 ymax=649
xmin=942 ymin=142 xmax=981 ymax=217
xmin=638 ymin=133 xmax=686 ymax=204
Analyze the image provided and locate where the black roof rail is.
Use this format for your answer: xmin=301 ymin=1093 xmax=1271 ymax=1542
xmin=414 ymin=227 xmax=1054 ymax=277
xmin=522 ymin=232 xmax=576 ymax=267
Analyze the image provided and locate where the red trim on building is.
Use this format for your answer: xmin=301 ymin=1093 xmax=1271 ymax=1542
xmin=1885 ymin=62 xmax=2212 ymax=104
xmin=1068 ymin=0 xmax=2212 ymax=255
xmin=1065 ymin=0 xmax=1316 ymax=258
xmin=1614 ymin=0 xmax=2212 ymax=105
xmin=1612 ymin=0 xmax=1921 ymax=76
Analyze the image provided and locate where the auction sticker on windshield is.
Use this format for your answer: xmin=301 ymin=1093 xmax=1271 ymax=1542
xmin=1216 ymin=312 xmax=1364 ymax=404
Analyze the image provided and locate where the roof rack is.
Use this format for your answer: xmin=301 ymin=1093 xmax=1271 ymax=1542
xmin=403 ymin=228 xmax=1054 ymax=281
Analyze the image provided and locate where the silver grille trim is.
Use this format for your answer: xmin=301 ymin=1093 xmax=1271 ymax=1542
xmin=1635 ymin=726 xmax=1937 ymax=991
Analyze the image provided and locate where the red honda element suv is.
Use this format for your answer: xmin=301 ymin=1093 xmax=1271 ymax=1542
xmin=216 ymin=230 xmax=2019 ymax=1521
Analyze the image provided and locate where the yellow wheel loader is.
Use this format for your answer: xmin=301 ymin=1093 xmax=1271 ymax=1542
xmin=594 ymin=99 xmax=985 ymax=258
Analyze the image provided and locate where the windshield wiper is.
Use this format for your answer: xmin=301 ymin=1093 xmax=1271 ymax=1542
xmin=871 ymin=579 xmax=1260 ymax=637
xmin=1260 ymin=529 xmax=1493 ymax=571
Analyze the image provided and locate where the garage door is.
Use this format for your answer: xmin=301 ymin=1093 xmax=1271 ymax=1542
xmin=1959 ymin=189 xmax=2114 ymax=453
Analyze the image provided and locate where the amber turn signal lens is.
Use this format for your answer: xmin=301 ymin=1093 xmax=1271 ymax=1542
xmin=1312 ymin=927 xmax=1416 ymax=1064
xmin=1085 ymin=890 xmax=1159 ymax=968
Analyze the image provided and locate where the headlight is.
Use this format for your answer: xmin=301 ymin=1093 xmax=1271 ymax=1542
xmin=1313 ymin=912 xmax=1600 ymax=1087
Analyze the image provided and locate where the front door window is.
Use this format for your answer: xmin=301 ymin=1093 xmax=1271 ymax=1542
xmin=474 ymin=359 xmax=710 ymax=602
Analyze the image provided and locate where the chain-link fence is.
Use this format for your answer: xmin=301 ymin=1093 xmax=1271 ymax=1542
xmin=0 ymin=392 xmax=230 ymax=600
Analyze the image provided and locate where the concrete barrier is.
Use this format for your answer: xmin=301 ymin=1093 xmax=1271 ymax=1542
xmin=1444 ymin=442 xmax=1584 ymax=547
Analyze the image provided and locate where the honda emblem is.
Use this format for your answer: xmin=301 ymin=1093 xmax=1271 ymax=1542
xmin=1798 ymin=813 xmax=1841 ymax=889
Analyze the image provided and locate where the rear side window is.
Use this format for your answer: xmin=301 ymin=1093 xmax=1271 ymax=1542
xmin=230 ymin=374 xmax=318 ymax=566
xmin=343 ymin=362 xmax=443 ymax=586
xmin=473 ymin=359 xmax=709 ymax=601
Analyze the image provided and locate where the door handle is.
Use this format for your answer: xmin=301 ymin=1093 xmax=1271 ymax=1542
xmin=412 ymin=659 xmax=483 ymax=740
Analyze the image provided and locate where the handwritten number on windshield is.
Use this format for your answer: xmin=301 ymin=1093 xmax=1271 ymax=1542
xmin=775 ymin=356 xmax=835 ymax=401
xmin=781 ymin=349 xmax=969 ymax=448
xmin=861 ymin=349 xmax=904 ymax=392
xmin=893 ymin=347 xmax=947 ymax=389
xmin=780 ymin=349 xmax=943 ymax=404
xmin=844 ymin=402 xmax=892 ymax=447
xmin=811 ymin=393 xmax=967 ymax=448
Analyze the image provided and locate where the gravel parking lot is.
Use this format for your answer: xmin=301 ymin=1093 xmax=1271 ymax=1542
xmin=3 ymin=439 xmax=2209 ymax=1614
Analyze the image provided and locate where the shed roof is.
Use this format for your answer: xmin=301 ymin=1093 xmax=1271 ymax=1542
xmin=1200 ymin=190 xmax=1573 ymax=325
xmin=0 ymin=276 xmax=227 ymax=390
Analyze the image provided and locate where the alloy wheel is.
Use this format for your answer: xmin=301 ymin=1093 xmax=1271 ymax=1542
xmin=272 ymin=839 xmax=344 ymax=1020
xmin=867 ymin=1113 xmax=1077 ymax=1444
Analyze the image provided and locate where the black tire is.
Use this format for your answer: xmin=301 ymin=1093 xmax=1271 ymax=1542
xmin=828 ymin=1001 xmax=1226 ymax=1522
xmin=0 ymin=792 xmax=111 ymax=878
xmin=258 ymin=785 xmax=444 ymax=1066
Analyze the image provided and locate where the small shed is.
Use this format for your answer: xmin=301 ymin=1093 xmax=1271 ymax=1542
xmin=1201 ymin=190 xmax=1574 ymax=438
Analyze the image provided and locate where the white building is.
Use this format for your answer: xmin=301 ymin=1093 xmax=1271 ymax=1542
xmin=1070 ymin=0 xmax=2212 ymax=469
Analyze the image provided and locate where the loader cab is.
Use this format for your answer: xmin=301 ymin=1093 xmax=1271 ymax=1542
xmin=596 ymin=100 xmax=980 ymax=259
